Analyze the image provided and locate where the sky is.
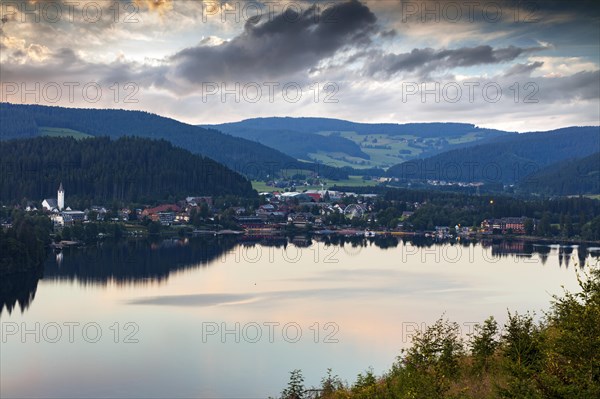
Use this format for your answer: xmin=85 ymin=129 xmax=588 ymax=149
xmin=0 ymin=0 xmax=599 ymax=131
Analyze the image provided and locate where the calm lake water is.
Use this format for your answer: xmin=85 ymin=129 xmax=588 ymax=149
xmin=1 ymin=236 xmax=598 ymax=398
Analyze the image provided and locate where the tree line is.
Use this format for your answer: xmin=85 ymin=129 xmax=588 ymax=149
xmin=0 ymin=103 xmax=349 ymax=180
xmin=0 ymin=212 xmax=52 ymax=275
xmin=275 ymin=267 xmax=600 ymax=398
xmin=386 ymin=127 xmax=600 ymax=186
xmin=0 ymin=136 xmax=257 ymax=204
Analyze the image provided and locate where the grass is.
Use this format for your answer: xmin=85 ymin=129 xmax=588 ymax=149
xmin=39 ymin=127 xmax=92 ymax=140
xmin=313 ymin=130 xmax=486 ymax=169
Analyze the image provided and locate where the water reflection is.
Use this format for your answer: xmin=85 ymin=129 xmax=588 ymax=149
xmin=43 ymin=236 xmax=238 ymax=285
xmin=0 ymin=270 xmax=42 ymax=315
xmin=1 ymin=236 xmax=598 ymax=316
xmin=2 ymin=236 xmax=600 ymax=398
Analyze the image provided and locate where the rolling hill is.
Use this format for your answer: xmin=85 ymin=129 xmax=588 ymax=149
xmin=518 ymin=152 xmax=600 ymax=196
xmin=386 ymin=127 xmax=600 ymax=185
xmin=0 ymin=136 xmax=257 ymax=203
xmin=206 ymin=118 xmax=513 ymax=169
xmin=204 ymin=126 xmax=370 ymax=161
xmin=0 ymin=103 xmax=347 ymax=180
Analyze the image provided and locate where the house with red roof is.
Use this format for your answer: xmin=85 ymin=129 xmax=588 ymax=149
xmin=141 ymin=204 xmax=181 ymax=217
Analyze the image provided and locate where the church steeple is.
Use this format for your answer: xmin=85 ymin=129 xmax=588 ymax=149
xmin=57 ymin=183 xmax=64 ymax=211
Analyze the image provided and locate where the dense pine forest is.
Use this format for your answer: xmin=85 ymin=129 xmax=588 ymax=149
xmin=0 ymin=136 xmax=257 ymax=203
xmin=276 ymin=266 xmax=600 ymax=399
xmin=386 ymin=127 xmax=600 ymax=185
xmin=0 ymin=213 xmax=51 ymax=275
xmin=206 ymin=126 xmax=371 ymax=160
xmin=0 ymin=103 xmax=348 ymax=179
xmin=212 ymin=118 xmax=510 ymax=138
xmin=518 ymin=153 xmax=600 ymax=196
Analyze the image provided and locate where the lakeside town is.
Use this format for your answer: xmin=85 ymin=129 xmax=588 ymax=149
xmin=3 ymin=182 xmax=577 ymax=247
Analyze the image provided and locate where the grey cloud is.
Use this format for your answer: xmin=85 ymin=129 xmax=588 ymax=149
xmin=380 ymin=29 xmax=397 ymax=38
xmin=365 ymin=45 xmax=546 ymax=78
xmin=168 ymin=0 xmax=377 ymax=83
xmin=541 ymin=70 xmax=600 ymax=101
xmin=504 ymin=61 xmax=544 ymax=77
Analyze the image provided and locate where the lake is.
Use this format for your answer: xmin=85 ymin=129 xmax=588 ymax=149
xmin=1 ymin=236 xmax=598 ymax=398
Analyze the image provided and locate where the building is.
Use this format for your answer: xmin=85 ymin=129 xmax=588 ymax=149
xmin=236 ymin=216 xmax=266 ymax=230
xmin=57 ymin=182 xmax=64 ymax=211
xmin=42 ymin=198 xmax=59 ymax=212
xmin=42 ymin=183 xmax=65 ymax=212
xmin=141 ymin=204 xmax=181 ymax=218
xmin=186 ymin=196 xmax=213 ymax=207
xmin=62 ymin=210 xmax=85 ymax=225
xmin=50 ymin=210 xmax=85 ymax=227
xmin=149 ymin=212 xmax=176 ymax=225
xmin=481 ymin=217 xmax=533 ymax=234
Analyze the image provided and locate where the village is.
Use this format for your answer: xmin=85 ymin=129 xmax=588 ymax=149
xmin=2 ymin=183 xmax=537 ymax=244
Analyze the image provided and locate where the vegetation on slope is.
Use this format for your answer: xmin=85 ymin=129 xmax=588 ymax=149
xmin=0 ymin=136 xmax=257 ymax=203
xmin=387 ymin=127 xmax=600 ymax=184
xmin=518 ymin=153 xmax=600 ymax=196
xmin=208 ymin=126 xmax=370 ymax=160
xmin=0 ymin=213 xmax=52 ymax=275
xmin=0 ymin=103 xmax=348 ymax=179
xmin=276 ymin=265 xmax=600 ymax=398
xmin=209 ymin=118 xmax=512 ymax=169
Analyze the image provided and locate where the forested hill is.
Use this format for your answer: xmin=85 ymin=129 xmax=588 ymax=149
xmin=210 ymin=117 xmax=510 ymax=137
xmin=206 ymin=118 xmax=512 ymax=169
xmin=0 ymin=103 xmax=348 ymax=179
xmin=203 ymin=126 xmax=371 ymax=161
xmin=518 ymin=152 xmax=600 ymax=196
xmin=387 ymin=126 xmax=600 ymax=184
xmin=0 ymin=136 xmax=256 ymax=203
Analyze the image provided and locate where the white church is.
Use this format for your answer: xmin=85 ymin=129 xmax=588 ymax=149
xmin=42 ymin=183 xmax=85 ymax=226
xmin=42 ymin=183 xmax=64 ymax=212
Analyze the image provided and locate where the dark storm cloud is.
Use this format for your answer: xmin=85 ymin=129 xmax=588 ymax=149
xmin=168 ymin=0 xmax=377 ymax=82
xmin=365 ymin=45 xmax=546 ymax=78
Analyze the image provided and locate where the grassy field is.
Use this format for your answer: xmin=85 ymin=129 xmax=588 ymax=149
xmin=252 ymin=175 xmax=379 ymax=192
xmin=39 ymin=127 xmax=93 ymax=139
xmin=312 ymin=130 xmax=489 ymax=169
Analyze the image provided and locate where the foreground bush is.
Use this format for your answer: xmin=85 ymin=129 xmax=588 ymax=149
xmin=277 ymin=265 xmax=600 ymax=399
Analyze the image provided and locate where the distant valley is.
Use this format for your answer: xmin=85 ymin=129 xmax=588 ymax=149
xmin=205 ymin=118 xmax=513 ymax=169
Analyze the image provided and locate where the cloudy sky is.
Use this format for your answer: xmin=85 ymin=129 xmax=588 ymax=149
xmin=1 ymin=0 xmax=598 ymax=131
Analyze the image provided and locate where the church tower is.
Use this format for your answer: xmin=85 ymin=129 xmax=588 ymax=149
xmin=57 ymin=182 xmax=64 ymax=211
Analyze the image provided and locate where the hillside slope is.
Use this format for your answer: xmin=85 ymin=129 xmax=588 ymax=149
xmin=387 ymin=127 xmax=600 ymax=184
xmin=0 ymin=103 xmax=347 ymax=179
xmin=207 ymin=126 xmax=370 ymax=160
xmin=518 ymin=152 xmax=600 ymax=195
xmin=207 ymin=118 xmax=513 ymax=169
xmin=0 ymin=136 xmax=256 ymax=203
